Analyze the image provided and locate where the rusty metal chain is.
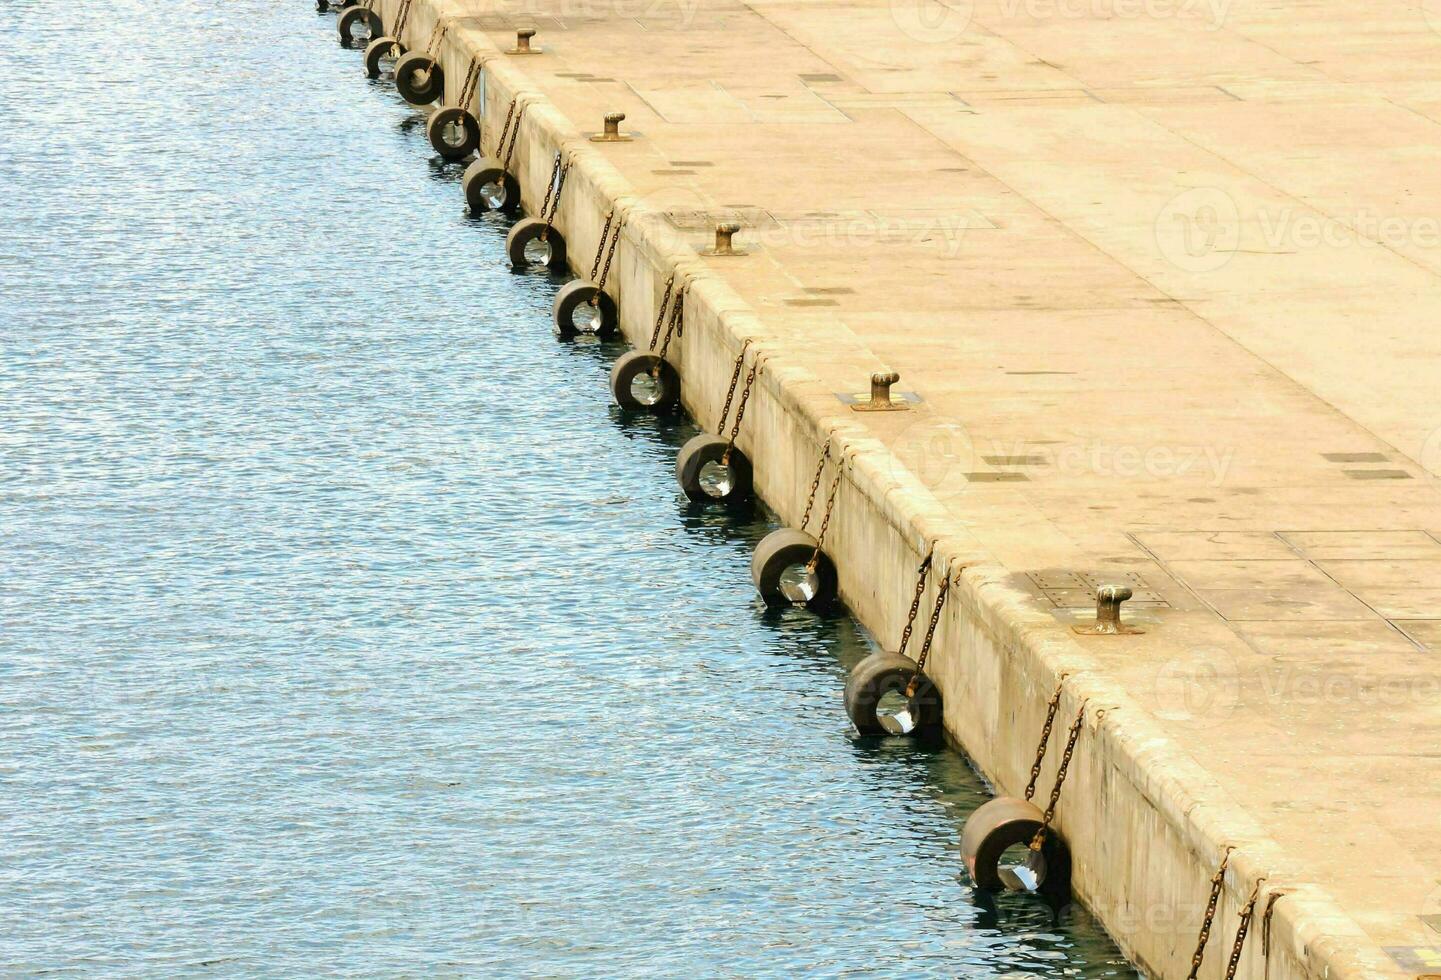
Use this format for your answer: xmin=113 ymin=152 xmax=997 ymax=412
xmin=1187 ymin=847 xmax=1235 ymax=980
xmin=424 ymin=16 xmax=449 ymax=56
xmin=715 ymin=340 xmax=751 ymax=438
xmin=896 ymin=549 xmax=934 ymax=659
xmin=500 ymin=102 xmax=526 ymax=175
xmin=539 ymin=152 xmax=569 ymax=235
xmin=1025 ymin=681 xmax=1067 ymax=801
xmin=589 ymin=210 xmax=615 ymax=281
xmin=798 ymin=441 xmax=831 ymax=533
xmin=384 ymin=0 xmax=414 ymax=55
xmin=904 ymin=568 xmax=950 ymax=697
xmin=593 ymin=213 xmax=623 ymax=298
xmin=1028 ymin=703 xmax=1086 ymax=853
xmin=492 ymin=97 xmax=517 ymax=158
xmin=806 ymin=460 xmax=845 ymax=573
xmin=456 ymin=56 xmax=482 ymax=110
xmin=652 ymin=286 xmax=684 ymax=373
xmin=1224 ymin=879 xmax=1266 ymax=980
xmin=647 ymin=276 xmax=676 ymax=351
xmin=720 ymin=351 xmax=759 ymax=464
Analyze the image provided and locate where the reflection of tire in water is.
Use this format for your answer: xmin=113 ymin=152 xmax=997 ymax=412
xmin=887 ymin=416 xmax=977 ymax=494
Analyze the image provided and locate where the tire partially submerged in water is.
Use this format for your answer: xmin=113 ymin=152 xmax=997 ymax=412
xmin=960 ymin=796 xmax=1073 ymax=906
xmin=426 ymin=107 xmax=480 ymax=160
xmin=751 ymin=527 xmax=837 ymax=610
xmin=610 ymin=351 xmax=679 ymax=411
xmin=675 ymin=433 xmax=752 ymax=505
xmin=336 ymin=5 xmax=381 ymax=47
xmin=363 ymin=36 xmax=404 ymax=79
xmin=843 ymin=650 xmax=940 ymax=736
xmin=461 ymin=157 xmax=520 ymax=214
xmin=553 ymin=280 xmax=615 ymax=337
xmin=506 ymin=218 xmax=567 ymax=272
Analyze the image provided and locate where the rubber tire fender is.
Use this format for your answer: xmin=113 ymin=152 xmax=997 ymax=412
xmin=363 ymin=36 xmax=404 ymax=78
xmin=750 ymin=527 xmax=838 ymax=609
xmin=674 ymin=432 xmax=753 ymax=505
xmin=427 ymin=106 xmax=480 ymax=160
xmin=394 ymin=51 xmax=445 ymax=105
xmin=505 ymin=217 xmax=568 ymax=272
xmin=553 ymin=279 xmax=616 ymax=337
xmin=610 ymin=350 xmax=680 ymax=411
xmin=959 ymin=796 xmax=1073 ymax=905
xmin=461 ymin=157 xmax=520 ymax=215
xmin=843 ymin=650 xmax=942 ymax=736
xmin=337 ymin=5 xmax=382 ymax=47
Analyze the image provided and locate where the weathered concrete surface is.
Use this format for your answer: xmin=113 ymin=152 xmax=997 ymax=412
xmin=364 ymin=1 xmax=1441 ymax=975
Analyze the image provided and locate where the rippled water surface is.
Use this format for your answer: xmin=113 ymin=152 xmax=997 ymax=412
xmin=2 ymin=1 xmax=1140 ymax=974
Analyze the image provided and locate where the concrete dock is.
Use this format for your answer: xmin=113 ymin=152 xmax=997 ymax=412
xmin=360 ymin=0 xmax=1441 ymax=974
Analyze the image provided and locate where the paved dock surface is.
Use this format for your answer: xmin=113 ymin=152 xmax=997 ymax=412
xmin=374 ymin=0 xmax=1441 ymax=975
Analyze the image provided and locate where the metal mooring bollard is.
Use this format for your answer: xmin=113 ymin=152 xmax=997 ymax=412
xmin=1072 ymin=585 xmax=1145 ymax=635
xmin=702 ymin=222 xmax=745 ymax=256
xmin=589 ymin=112 xmax=633 ymax=142
xmin=851 ymin=371 xmax=909 ymax=412
xmin=510 ymin=27 xmax=540 ymax=54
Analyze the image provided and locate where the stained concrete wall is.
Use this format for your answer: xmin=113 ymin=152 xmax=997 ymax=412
xmin=357 ymin=3 xmax=1393 ymax=975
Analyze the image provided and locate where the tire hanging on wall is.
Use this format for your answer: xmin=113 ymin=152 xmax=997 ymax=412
xmin=959 ymin=797 xmax=1073 ymax=906
xmin=843 ymin=650 xmax=941 ymax=736
xmin=609 ymin=351 xmax=680 ymax=411
xmin=552 ymin=280 xmax=616 ymax=337
xmin=394 ymin=51 xmax=445 ymax=106
xmin=336 ymin=5 xmax=381 ymax=47
xmin=750 ymin=527 xmax=838 ymax=610
xmin=426 ymin=106 xmax=481 ymax=160
xmin=505 ymin=217 xmax=568 ymax=272
xmin=674 ymin=433 xmax=753 ymax=505
xmin=363 ymin=36 xmax=404 ymax=79
xmin=461 ymin=157 xmax=520 ymax=215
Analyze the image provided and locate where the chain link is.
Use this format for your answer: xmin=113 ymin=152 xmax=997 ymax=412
xmin=720 ymin=352 xmax=759 ymax=464
xmin=1187 ymin=848 xmax=1234 ymax=980
xmin=390 ymin=0 xmax=410 ymax=30
xmin=896 ymin=550 xmax=934 ymax=659
xmin=593 ymin=214 xmax=623 ymax=299
xmin=538 ymin=153 xmax=569 ymax=235
xmin=647 ymin=276 xmax=676 ymax=351
xmin=904 ymin=569 xmax=950 ymax=697
xmin=538 ymin=152 xmax=562 ymax=225
xmin=589 ymin=210 xmax=615 ymax=281
xmin=799 ymin=441 xmax=831 ymax=533
xmin=1224 ymin=880 xmax=1266 ymax=980
xmin=652 ymin=286 xmax=684 ymax=373
xmin=715 ymin=341 xmax=751 ymax=438
xmin=501 ymin=103 xmax=525 ymax=174
xmin=807 ymin=461 xmax=845 ymax=572
xmin=1028 ymin=703 xmax=1086 ymax=853
xmin=456 ymin=56 xmax=482 ymax=111
xmin=492 ymin=97 xmax=517 ymax=159
xmin=1025 ymin=681 xmax=1066 ymax=801
xmin=424 ymin=16 xmax=449 ymax=56
xmin=385 ymin=0 xmax=414 ymax=55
